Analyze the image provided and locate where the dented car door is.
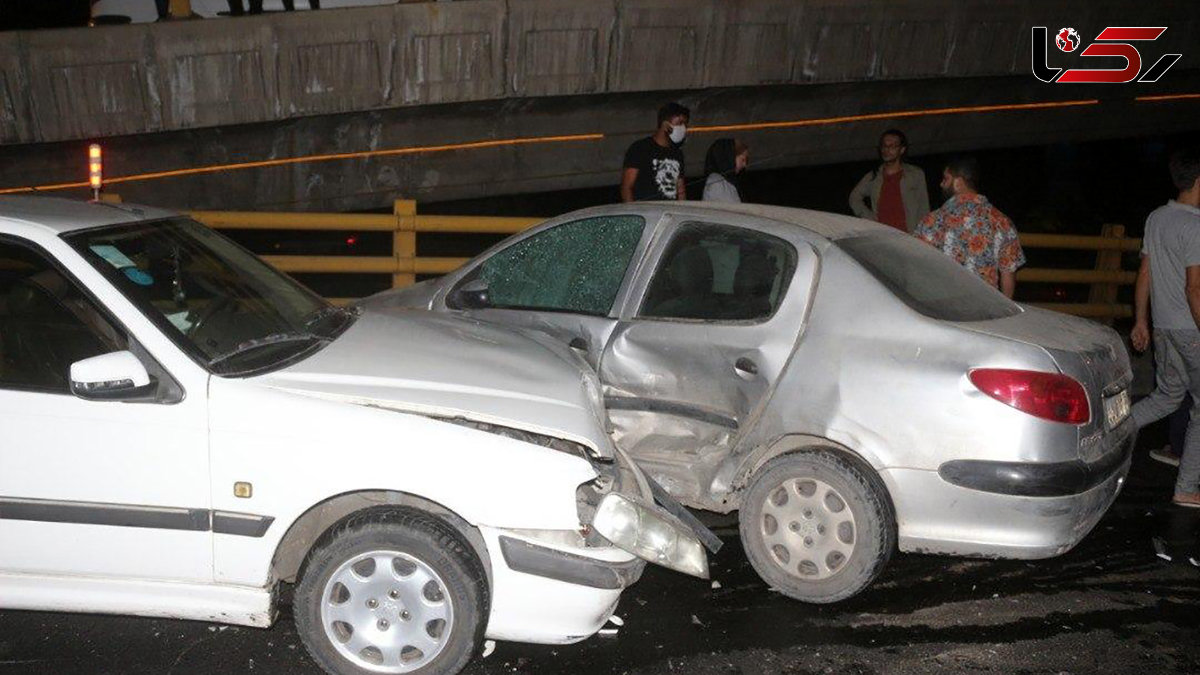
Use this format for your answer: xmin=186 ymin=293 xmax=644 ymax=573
xmin=598 ymin=218 xmax=820 ymax=509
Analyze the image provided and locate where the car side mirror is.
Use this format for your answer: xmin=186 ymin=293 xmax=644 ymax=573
xmin=454 ymin=279 xmax=491 ymax=309
xmin=70 ymin=351 xmax=157 ymax=402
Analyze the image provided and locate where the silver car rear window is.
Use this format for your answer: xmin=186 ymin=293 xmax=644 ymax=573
xmin=836 ymin=234 xmax=1022 ymax=322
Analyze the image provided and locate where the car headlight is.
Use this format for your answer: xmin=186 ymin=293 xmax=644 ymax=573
xmin=592 ymin=493 xmax=708 ymax=579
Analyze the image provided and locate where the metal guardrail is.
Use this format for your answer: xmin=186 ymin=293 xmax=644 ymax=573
xmin=187 ymin=200 xmax=1139 ymax=321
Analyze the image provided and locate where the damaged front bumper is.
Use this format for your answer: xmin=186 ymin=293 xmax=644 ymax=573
xmin=498 ymin=535 xmax=645 ymax=590
xmin=478 ymin=449 xmax=714 ymax=645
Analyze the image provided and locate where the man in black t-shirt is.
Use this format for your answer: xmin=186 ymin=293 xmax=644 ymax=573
xmin=620 ymin=102 xmax=690 ymax=202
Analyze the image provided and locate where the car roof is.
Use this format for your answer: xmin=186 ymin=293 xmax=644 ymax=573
xmin=581 ymin=201 xmax=890 ymax=240
xmin=0 ymin=195 xmax=178 ymax=236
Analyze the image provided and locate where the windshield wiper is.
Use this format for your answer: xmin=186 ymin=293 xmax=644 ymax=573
xmin=207 ymin=332 xmax=330 ymax=369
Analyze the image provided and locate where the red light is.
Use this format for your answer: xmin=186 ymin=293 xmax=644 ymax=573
xmin=345 ymin=236 xmax=358 ymax=246
xmin=969 ymin=368 xmax=1090 ymax=425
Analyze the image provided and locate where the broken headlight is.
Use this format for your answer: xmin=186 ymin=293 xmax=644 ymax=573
xmin=592 ymin=493 xmax=709 ymax=579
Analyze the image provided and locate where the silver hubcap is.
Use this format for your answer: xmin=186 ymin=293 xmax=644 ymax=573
xmin=320 ymin=550 xmax=453 ymax=673
xmin=758 ymin=477 xmax=856 ymax=580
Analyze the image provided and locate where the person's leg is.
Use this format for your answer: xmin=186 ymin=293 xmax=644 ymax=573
xmin=1157 ymin=394 xmax=1192 ymax=465
xmin=1133 ymin=330 xmax=1190 ymax=429
xmin=309 ymin=0 xmax=319 ymax=8
xmin=282 ymin=0 xmax=295 ymax=10
xmin=249 ymin=0 xmax=263 ymax=13
xmin=227 ymin=0 xmax=244 ymax=16
xmin=1171 ymin=332 xmax=1200 ymax=499
xmin=155 ymin=0 xmax=170 ymax=19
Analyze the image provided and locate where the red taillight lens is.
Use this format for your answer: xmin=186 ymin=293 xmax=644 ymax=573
xmin=968 ymin=368 xmax=1090 ymax=425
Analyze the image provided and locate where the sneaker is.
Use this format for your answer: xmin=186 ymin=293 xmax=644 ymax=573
xmin=1150 ymin=445 xmax=1182 ymax=467
xmin=1172 ymin=493 xmax=1200 ymax=509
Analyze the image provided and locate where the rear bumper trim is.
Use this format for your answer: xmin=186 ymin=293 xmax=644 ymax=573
xmin=938 ymin=426 xmax=1136 ymax=497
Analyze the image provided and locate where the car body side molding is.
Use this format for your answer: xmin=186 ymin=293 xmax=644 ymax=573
xmin=0 ymin=497 xmax=273 ymax=538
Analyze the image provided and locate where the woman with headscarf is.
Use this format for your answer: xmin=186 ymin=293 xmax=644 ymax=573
xmin=702 ymin=138 xmax=749 ymax=203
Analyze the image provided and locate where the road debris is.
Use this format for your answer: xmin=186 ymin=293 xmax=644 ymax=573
xmin=481 ymin=640 xmax=496 ymax=658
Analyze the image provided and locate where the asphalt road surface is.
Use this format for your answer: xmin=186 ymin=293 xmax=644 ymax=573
xmin=2 ymin=433 xmax=1197 ymax=675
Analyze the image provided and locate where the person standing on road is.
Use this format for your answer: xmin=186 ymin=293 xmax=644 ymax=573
xmin=1129 ymin=147 xmax=1200 ymax=509
xmin=914 ymin=157 xmax=1025 ymax=298
xmin=702 ymin=138 xmax=748 ymax=203
xmin=621 ymin=102 xmax=689 ymax=202
xmin=849 ymin=129 xmax=930 ymax=232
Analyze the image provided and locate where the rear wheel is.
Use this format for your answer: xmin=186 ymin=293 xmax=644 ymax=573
xmin=294 ymin=508 xmax=487 ymax=675
xmin=739 ymin=451 xmax=894 ymax=603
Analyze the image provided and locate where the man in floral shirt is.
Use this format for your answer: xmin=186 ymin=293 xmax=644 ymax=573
xmin=914 ymin=157 xmax=1026 ymax=298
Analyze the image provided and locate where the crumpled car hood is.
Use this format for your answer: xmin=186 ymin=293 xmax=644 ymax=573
xmin=254 ymin=310 xmax=609 ymax=454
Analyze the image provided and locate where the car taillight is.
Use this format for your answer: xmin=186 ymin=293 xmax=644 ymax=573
xmin=968 ymin=368 xmax=1090 ymax=425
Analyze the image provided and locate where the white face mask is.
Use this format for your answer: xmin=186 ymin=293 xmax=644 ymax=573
xmin=669 ymin=124 xmax=687 ymax=144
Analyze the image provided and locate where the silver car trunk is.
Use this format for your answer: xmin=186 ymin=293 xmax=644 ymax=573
xmin=959 ymin=306 xmax=1133 ymax=458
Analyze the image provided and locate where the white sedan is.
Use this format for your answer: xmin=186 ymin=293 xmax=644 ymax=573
xmin=0 ymin=196 xmax=710 ymax=675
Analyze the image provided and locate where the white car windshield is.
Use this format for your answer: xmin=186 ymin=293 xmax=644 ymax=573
xmin=66 ymin=217 xmax=356 ymax=375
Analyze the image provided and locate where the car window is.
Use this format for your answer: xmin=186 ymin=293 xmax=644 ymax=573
xmin=640 ymin=222 xmax=797 ymax=322
xmin=837 ymin=234 xmax=1022 ymax=321
xmin=472 ymin=215 xmax=645 ymax=315
xmin=66 ymin=218 xmax=351 ymax=376
xmin=0 ymin=239 xmax=127 ymax=393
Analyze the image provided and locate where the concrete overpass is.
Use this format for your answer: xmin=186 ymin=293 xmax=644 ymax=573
xmin=0 ymin=0 xmax=1197 ymax=210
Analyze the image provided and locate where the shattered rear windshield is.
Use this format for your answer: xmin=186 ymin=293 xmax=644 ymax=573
xmin=836 ymin=234 xmax=1022 ymax=322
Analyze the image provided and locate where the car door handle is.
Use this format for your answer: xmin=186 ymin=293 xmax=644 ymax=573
xmin=734 ymin=357 xmax=759 ymax=376
xmin=569 ymin=337 xmax=589 ymax=353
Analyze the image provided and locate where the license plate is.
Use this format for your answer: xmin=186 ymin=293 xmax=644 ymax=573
xmin=1103 ymin=390 xmax=1130 ymax=430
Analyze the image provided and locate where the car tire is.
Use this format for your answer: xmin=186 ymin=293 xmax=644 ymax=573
xmin=739 ymin=451 xmax=894 ymax=604
xmin=294 ymin=508 xmax=488 ymax=675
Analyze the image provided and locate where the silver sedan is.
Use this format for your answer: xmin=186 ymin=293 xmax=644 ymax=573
xmin=360 ymin=202 xmax=1135 ymax=603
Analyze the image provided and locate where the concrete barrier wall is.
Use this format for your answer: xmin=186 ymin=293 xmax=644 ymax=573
xmin=507 ymin=0 xmax=616 ymax=97
xmin=0 ymin=0 xmax=1192 ymax=145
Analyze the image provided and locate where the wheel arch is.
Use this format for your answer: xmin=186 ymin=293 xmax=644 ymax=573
xmin=270 ymin=490 xmax=492 ymax=592
xmin=731 ymin=434 xmax=895 ymax=521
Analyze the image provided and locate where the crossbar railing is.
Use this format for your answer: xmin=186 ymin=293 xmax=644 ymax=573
xmin=187 ymin=199 xmax=1139 ymax=321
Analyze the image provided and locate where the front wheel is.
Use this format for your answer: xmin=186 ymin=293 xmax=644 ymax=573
xmin=294 ymin=508 xmax=487 ymax=675
xmin=739 ymin=451 xmax=895 ymax=603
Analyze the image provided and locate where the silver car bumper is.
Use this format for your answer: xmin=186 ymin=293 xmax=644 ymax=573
xmin=885 ymin=427 xmax=1133 ymax=560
